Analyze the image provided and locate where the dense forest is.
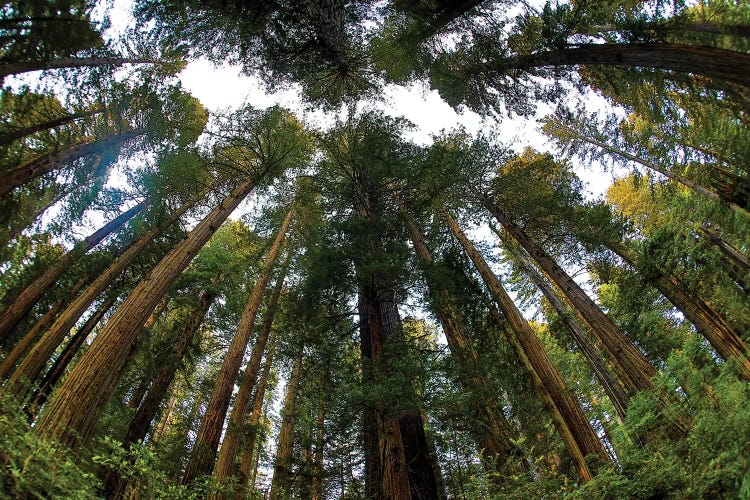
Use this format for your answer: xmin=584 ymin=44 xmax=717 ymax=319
xmin=1 ymin=0 xmax=749 ymax=498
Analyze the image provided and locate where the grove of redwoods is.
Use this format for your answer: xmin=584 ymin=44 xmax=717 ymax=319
xmin=0 ymin=0 xmax=749 ymax=498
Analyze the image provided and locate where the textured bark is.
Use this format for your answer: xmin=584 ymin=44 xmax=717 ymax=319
xmin=35 ymin=177 xmax=258 ymax=450
xmin=0 ymin=129 xmax=144 ymax=198
xmin=394 ymin=194 xmax=525 ymax=476
xmin=5 ymin=187 xmax=209 ymax=400
xmin=213 ymin=266 xmax=287 ymax=487
xmin=443 ymin=209 xmax=609 ymax=481
xmin=0 ymin=57 xmax=153 ymax=81
xmin=0 ymin=201 xmax=145 ymax=344
xmin=610 ymin=243 xmax=750 ymax=380
xmin=26 ymin=298 xmax=115 ymax=419
xmin=269 ymin=353 xmax=303 ymax=500
xmin=498 ymin=43 xmax=750 ymax=89
xmin=0 ymin=107 xmax=102 ymax=147
xmin=700 ymin=225 xmax=750 ymax=291
xmin=183 ymin=204 xmax=295 ymax=483
xmin=482 ymin=197 xmax=656 ymax=394
xmin=502 ymin=239 xmax=630 ymax=421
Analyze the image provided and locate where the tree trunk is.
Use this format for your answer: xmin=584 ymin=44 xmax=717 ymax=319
xmin=34 ymin=177 xmax=259 ymax=450
xmin=0 ymin=57 xmax=154 ymax=82
xmin=609 ymin=242 xmax=750 ymax=380
xmin=500 ymin=43 xmax=750 ymax=89
xmin=482 ymin=197 xmax=657 ymax=394
xmin=26 ymin=298 xmax=115 ymax=419
xmin=0 ymin=201 xmax=145 ymax=344
xmin=183 ymin=204 xmax=295 ymax=483
xmin=213 ymin=265 xmax=287 ymax=488
xmin=393 ymin=193 xmax=526 ymax=477
xmin=0 ymin=129 xmax=145 ymax=198
xmin=5 ymin=187 xmax=209 ymax=400
xmin=700 ymin=225 xmax=750 ymax=291
xmin=311 ymin=394 xmax=326 ymax=500
xmin=269 ymin=353 xmax=303 ymax=500
xmin=443 ymin=209 xmax=609 ymax=481
xmin=0 ymin=107 xmax=102 ymax=147
xmin=501 ymin=237 xmax=630 ymax=422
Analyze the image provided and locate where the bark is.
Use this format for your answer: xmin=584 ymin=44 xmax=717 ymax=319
xmin=495 ymin=43 xmax=750 ymax=89
xmin=269 ymin=353 xmax=303 ymax=500
xmin=394 ymin=193 xmax=525 ymax=476
xmin=609 ymin=243 xmax=750 ymax=380
xmin=311 ymin=395 xmax=326 ymax=500
xmin=443 ymin=209 xmax=609 ymax=481
xmin=0 ymin=276 xmax=88 ymax=380
xmin=501 ymin=238 xmax=630 ymax=421
xmin=25 ymin=298 xmax=115 ymax=420
xmin=213 ymin=266 xmax=287 ymax=487
xmin=34 ymin=177 xmax=259 ymax=450
xmin=0 ymin=201 xmax=145 ymax=345
xmin=0 ymin=57 xmax=154 ymax=82
xmin=183 ymin=204 xmax=295 ymax=483
xmin=238 ymin=339 xmax=276 ymax=494
xmin=5 ymin=187 xmax=210 ymax=400
xmin=700 ymin=225 xmax=750 ymax=291
xmin=0 ymin=107 xmax=102 ymax=147
xmin=0 ymin=129 xmax=144 ymax=198
xmin=482 ymin=197 xmax=657 ymax=394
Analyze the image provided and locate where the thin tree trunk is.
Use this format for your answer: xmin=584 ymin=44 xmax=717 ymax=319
xmin=0 ymin=201 xmax=145 ymax=344
xmin=0 ymin=107 xmax=102 ymax=147
xmin=183 ymin=204 xmax=295 ymax=483
xmin=269 ymin=353 xmax=303 ymax=500
xmin=700 ymin=225 xmax=750 ymax=291
xmin=213 ymin=265 xmax=288 ymax=488
xmin=34 ymin=177 xmax=259 ymax=450
xmin=0 ymin=57 xmax=153 ymax=82
xmin=311 ymin=394 xmax=326 ymax=500
xmin=0 ymin=129 xmax=144 ymax=198
xmin=443 ymin=209 xmax=609 ymax=481
xmin=501 ymin=236 xmax=630 ymax=422
xmin=5 ymin=187 xmax=210 ymax=400
xmin=481 ymin=197 xmax=657 ymax=394
xmin=26 ymin=298 xmax=115 ymax=419
xmin=609 ymin=242 xmax=750 ymax=380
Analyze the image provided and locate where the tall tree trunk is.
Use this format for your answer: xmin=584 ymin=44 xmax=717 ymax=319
xmin=26 ymin=298 xmax=115 ymax=419
xmin=394 ymin=195 xmax=525 ymax=477
xmin=213 ymin=265 xmax=288 ymax=488
xmin=5 ymin=187 xmax=209 ymax=400
xmin=0 ymin=107 xmax=102 ymax=147
xmin=183 ymin=204 xmax=295 ymax=483
xmin=0 ymin=276 xmax=89 ymax=380
xmin=501 ymin=236 xmax=630 ymax=421
xmin=492 ymin=43 xmax=750 ymax=89
xmin=443 ymin=209 xmax=609 ymax=481
xmin=609 ymin=242 xmax=750 ymax=380
xmin=311 ymin=393 xmax=326 ymax=500
xmin=0 ymin=201 xmax=145 ymax=344
xmin=269 ymin=353 xmax=303 ymax=500
xmin=700 ymin=225 xmax=750 ymax=291
xmin=238 ymin=338 xmax=276 ymax=495
xmin=34 ymin=177 xmax=259 ymax=450
xmin=0 ymin=129 xmax=145 ymax=198
xmin=482 ymin=197 xmax=657 ymax=394
xmin=0 ymin=57 xmax=154 ymax=82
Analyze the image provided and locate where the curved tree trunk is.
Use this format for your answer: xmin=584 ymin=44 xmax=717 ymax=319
xmin=5 ymin=187 xmax=210 ymax=400
xmin=269 ymin=352 xmax=303 ymax=500
xmin=443 ymin=209 xmax=609 ymax=482
xmin=482 ymin=197 xmax=657 ymax=394
xmin=0 ymin=201 xmax=145 ymax=344
xmin=183 ymin=204 xmax=295 ymax=484
xmin=34 ymin=177 xmax=259 ymax=450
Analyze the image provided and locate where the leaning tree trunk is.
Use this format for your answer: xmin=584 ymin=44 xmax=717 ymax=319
xmin=699 ymin=225 xmax=750 ymax=291
xmin=0 ymin=129 xmax=145 ymax=198
xmin=212 ymin=265 xmax=287 ymax=488
xmin=0 ymin=57 xmax=153 ymax=83
xmin=0 ymin=201 xmax=145 ymax=344
xmin=269 ymin=352 xmax=303 ymax=500
xmin=0 ymin=107 xmax=102 ymax=147
xmin=394 ymin=194 xmax=526 ymax=477
xmin=183 ymin=204 xmax=295 ymax=484
xmin=4 ymin=187 xmax=210 ymax=400
xmin=34 ymin=177 xmax=260 ymax=450
xmin=443 ymin=209 xmax=609 ymax=482
xmin=501 ymin=236 xmax=630 ymax=422
xmin=482 ymin=197 xmax=657 ymax=395
xmin=609 ymin=242 xmax=750 ymax=380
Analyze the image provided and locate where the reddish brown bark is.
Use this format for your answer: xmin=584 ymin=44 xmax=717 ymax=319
xmin=34 ymin=177 xmax=259 ymax=450
xmin=269 ymin=353 xmax=303 ymax=500
xmin=183 ymin=204 xmax=295 ymax=483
